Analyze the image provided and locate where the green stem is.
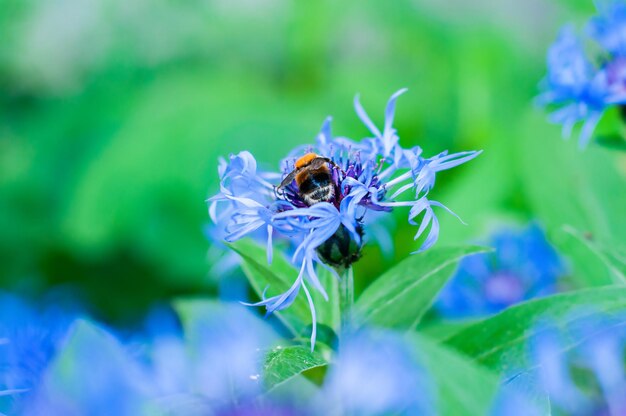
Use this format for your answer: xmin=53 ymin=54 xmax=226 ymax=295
xmin=336 ymin=267 xmax=354 ymax=416
xmin=339 ymin=267 xmax=354 ymax=334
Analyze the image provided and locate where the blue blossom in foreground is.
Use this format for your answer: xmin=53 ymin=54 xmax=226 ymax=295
xmin=490 ymin=371 xmax=548 ymax=416
xmin=539 ymin=1 xmax=626 ymax=147
xmin=208 ymin=89 xmax=480 ymax=347
xmin=530 ymin=316 xmax=626 ymax=416
xmin=0 ymin=292 xmax=298 ymax=415
xmin=147 ymin=302 xmax=279 ymax=413
xmin=0 ymin=293 xmax=74 ymax=415
xmin=436 ymin=224 xmax=564 ymax=319
xmin=25 ymin=320 xmax=155 ymax=416
xmin=320 ymin=329 xmax=433 ymax=415
xmin=140 ymin=302 xmax=305 ymax=415
xmin=19 ymin=301 xmax=289 ymax=415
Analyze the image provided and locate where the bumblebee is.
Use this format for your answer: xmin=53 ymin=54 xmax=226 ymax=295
xmin=278 ymin=153 xmax=364 ymax=269
xmin=278 ymin=153 xmax=337 ymax=206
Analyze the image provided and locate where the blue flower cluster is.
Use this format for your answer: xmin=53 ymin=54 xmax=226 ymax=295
xmin=208 ymin=89 xmax=480 ymax=346
xmin=436 ymin=224 xmax=564 ymax=318
xmin=530 ymin=316 xmax=626 ymax=416
xmin=539 ymin=0 xmax=626 ymax=147
xmin=0 ymin=293 xmax=73 ymax=414
xmin=0 ymin=292 xmax=434 ymax=415
xmin=321 ymin=329 xmax=433 ymax=415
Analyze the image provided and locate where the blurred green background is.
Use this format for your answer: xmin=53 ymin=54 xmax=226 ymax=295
xmin=1 ymin=0 xmax=616 ymax=327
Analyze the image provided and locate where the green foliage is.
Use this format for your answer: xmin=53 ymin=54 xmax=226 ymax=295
xmin=595 ymin=133 xmax=626 ymax=152
xmin=3 ymin=0 xmax=626 ymax=413
xmin=223 ymin=236 xmax=626 ymax=413
xmin=40 ymin=320 xmax=155 ymax=414
xmin=0 ymin=0 xmax=584 ymax=315
xmin=516 ymin=111 xmax=626 ymax=289
xmin=354 ymin=245 xmax=489 ymax=330
xmin=229 ymin=240 xmax=313 ymax=336
xmin=443 ymin=286 xmax=626 ymax=373
xmin=232 ymin=240 xmax=488 ymax=333
xmin=552 ymin=225 xmax=626 ymax=287
xmin=231 ymin=240 xmax=502 ymax=410
xmin=411 ymin=334 xmax=500 ymax=416
xmin=263 ymin=346 xmax=327 ymax=390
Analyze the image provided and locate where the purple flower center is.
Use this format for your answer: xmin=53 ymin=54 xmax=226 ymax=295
xmin=605 ymin=56 xmax=626 ymax=97
xmin=483 ymin=271 xmax=525 ymax=306
xmin=279 ymin=156 xmax=386 ymax=212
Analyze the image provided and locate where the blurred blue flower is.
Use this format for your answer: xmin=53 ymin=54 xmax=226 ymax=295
xmin=530 ymin=315 xmax=626 ymax=416
xmin=490 ymin=371 xmax=548 ymax=416
xmin=145 ymin=301 xmax=285 ymax=415
xmin=588 ymin=0 xmax=626 ymax=58
xmin=436 ymin=224 xmax=564 ymax=318
xmin=539 ymin=1 xmax=626 ymax=147
xmin=15 ymin=300 xmax=288 ymax=415
xmin=208 ymin=89 xmax=480 ymax=347
xmin=0 ymin=293 xmax=75 ymax=414
xmin=25 ymin=320 xmax=155 ymax=416
xmin=321 ymin=329 xmax=433 ymax=415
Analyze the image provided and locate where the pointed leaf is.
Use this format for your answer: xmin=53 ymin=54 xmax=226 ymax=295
xmin=518 ymin=112 xmax=626 ymax=288
xmin=443 ymin=286 xmax=626 ymax=373
xmin=263 ymin=345 xmax=327 ymax=390
xmin=595 ymin=133 xmax=626 ymax=152
xmin=34 ymin=320 xmax=153 ymax=414
xmin=410 ymin=334 xmax=499 ymax=416
xmin=229 ymin=240 xmax=339 ymax=336
xmin=553 ymin=225 xmax=626 ymax=287
xmin=228 ymin=240 xmax=311 ymax=336
xmin=354 ymin=245 xmax=489 ymax=330
xmin=417 ymin=319 xmax=479 ymax=342
xmin=311 ymin=267 xmax=340 ymax=331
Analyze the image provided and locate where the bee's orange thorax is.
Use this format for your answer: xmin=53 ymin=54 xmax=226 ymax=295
xmin=295 ymin=153 xmax=318 ymax=169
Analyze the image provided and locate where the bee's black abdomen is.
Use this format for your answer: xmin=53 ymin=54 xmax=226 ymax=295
xmin=316 ymin=223 xmax=364 ymax=269
xmin=299 ymin=170 xmax=334 ymax=205
xmin=299 ymin=171 xmax=331 ymax=194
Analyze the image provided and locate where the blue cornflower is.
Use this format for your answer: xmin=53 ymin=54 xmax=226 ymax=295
xmin=18 ymin=301 xmax=286 ymax=415
xmin=530 ymin=316 xmax=626 ymax=416
xmin=150 ymin=302 xmax=277 ymax=407
xmin=0 ymin=293 xmax=75 ymax=415
xmin=539 ymin=1 xmax=626 ymax=147
xmin=25 ymin=319 xmax=156 ymax=416
xmin=436 ymin=224 xmax=564 ymax=319
xmin=320 ymin=329 xmax=433 ymax=415
xmin=208 ymin=89 xmax=480 ymax=347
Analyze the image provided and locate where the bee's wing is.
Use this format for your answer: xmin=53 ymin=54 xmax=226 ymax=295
xmin=278 ymin=170 xmax=298 ymax=189
xmin=316 ymin=157 xmax=343 ymax=173
xmin=310 ymin=157 xmax=330 ymax=169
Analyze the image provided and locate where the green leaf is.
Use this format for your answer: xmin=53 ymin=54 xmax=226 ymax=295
xmin=60 ymin=70 xmax=319 ymax=282
xmin=517 ymin=111 xmax=626 ymax=288
xmin=311 ymin=267 xmax=340 ymax=332
xmin=229 ymin=240 xmax=310 ymax=335
xmin=263 ymin=345 xmax=327 ymax=390
xmin=173 ymin=298 xmax=236 ymax=331
xmin=443 ymin=286 xmax=626 ymax=374
xmin=417 ymin=319 xmax=479 ymax=342
xmin=552 ymin=225 xmax=626 ymax=287
xmin=354 ymin=245 xmax=489 ymax=330
xmin=595 ymin=133 xmax=626 ymax=152
xmin=229 ymin=240 xmax=339 ymax=336
xmin=39 ymin=320 xmax=155 ymax=414
xmin=410 ymin=334 xmax=499 ymax=416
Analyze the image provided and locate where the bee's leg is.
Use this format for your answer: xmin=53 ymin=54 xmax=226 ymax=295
xmin=278 ymin=170 xmax=298 ymax=190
